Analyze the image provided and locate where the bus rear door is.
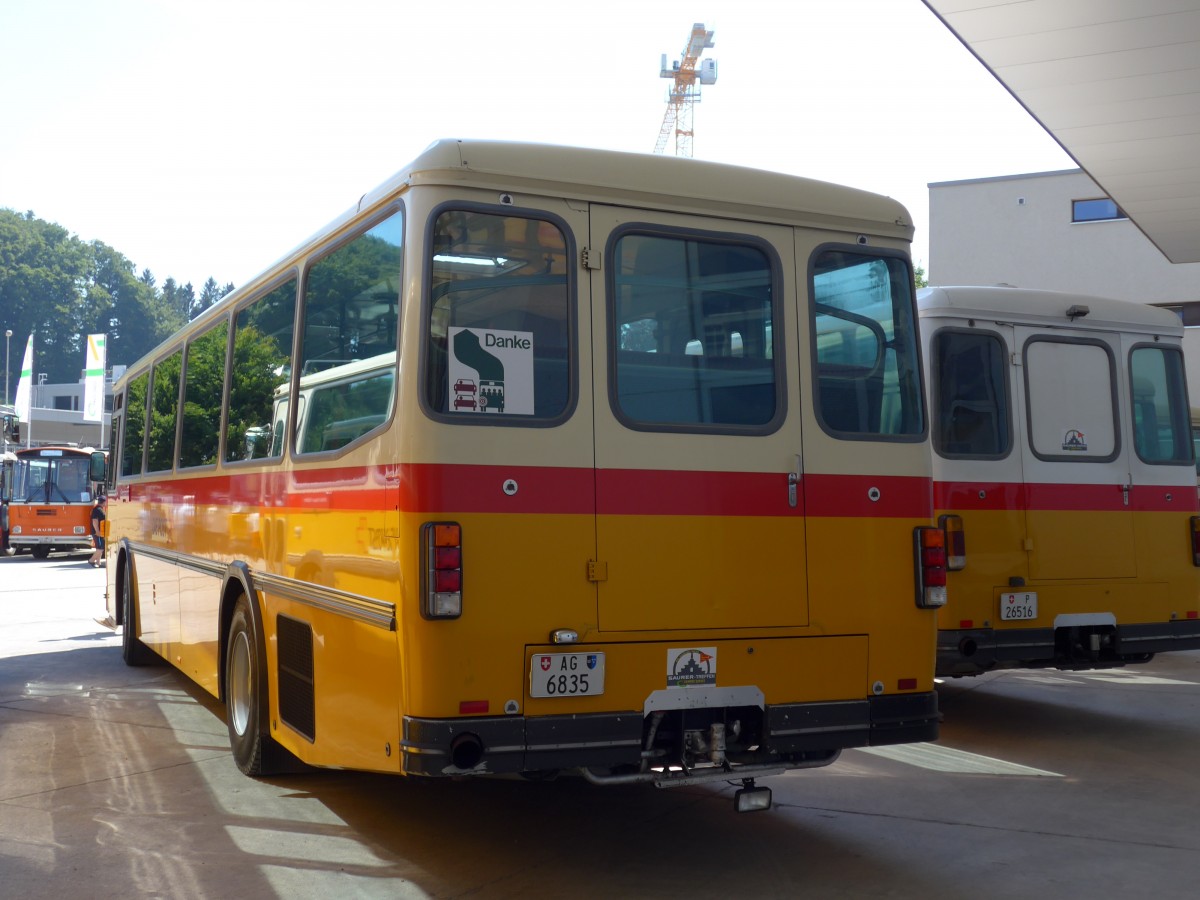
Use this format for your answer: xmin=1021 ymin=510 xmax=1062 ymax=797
xmin=1016 ymin=325 xmax=1136 ymax=580
xmin=589 ymin=207 xmax=807 ymax=632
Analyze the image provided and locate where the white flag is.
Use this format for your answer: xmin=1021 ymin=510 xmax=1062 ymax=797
xmin=83 ymin=333 xmax=106 ymax=423
xmin=13 ymin=334 xmax=32 ymax=423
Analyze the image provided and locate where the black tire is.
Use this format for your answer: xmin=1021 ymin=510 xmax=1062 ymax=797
xmin=31 ymin=545 xmax=51 ymax=559
xmin=121 ymin=556 xmax=157 ymax=666
xmin=225 ymin=594 xmax=284 ymax=776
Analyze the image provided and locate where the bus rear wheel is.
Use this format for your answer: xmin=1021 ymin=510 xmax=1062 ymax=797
xmin=225 ymin=595 xmax=285 ymax=776
xmin=31 ymin=546 xmax=50 ymax=559
xmin=121 ymin=556 xmax=157 ymax=666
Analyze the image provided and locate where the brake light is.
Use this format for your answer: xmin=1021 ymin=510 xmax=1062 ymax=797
xmin=915 ymin=526 xmax=947 ymax=608
xmin=1190 ymin=517 xmax=1200 ymax=567
xmin=423 ymin=522 xmax=462 ymax=618
xmin=939 ymin=514 xmax=965 ymax=570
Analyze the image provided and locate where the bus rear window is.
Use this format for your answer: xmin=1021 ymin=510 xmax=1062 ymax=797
xmin=1131 ymin=345 xmax=1191 ymax=465
xmin=425 ymin=209 xmax=571 ymax=422
xmin=811 ymin=250 xmax=923 ymax=438
xmin=932 ymin=330 xmax=1010 ymax=458
xmin=609 ymin=231 xmax=780 ymax=431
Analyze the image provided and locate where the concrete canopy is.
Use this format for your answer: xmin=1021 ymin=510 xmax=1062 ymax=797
xmin=921 ymin=0 xmax=1200 ymax=263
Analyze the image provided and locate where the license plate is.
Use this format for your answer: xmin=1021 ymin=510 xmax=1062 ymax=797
xmin=530 ymin=652 xmax=605 ymax=698
xmin=1000 ymin=591 xmax=1038 ymax=621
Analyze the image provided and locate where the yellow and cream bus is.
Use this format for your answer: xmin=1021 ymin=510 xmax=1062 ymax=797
xmin=103 ymin=139 xmax=944 ymax=812
xmin=921 ymin=286 xmax=1200 ymax=677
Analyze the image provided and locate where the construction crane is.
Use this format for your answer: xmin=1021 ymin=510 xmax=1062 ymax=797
xmin=653 ymin=23 xmax=717 ymax=158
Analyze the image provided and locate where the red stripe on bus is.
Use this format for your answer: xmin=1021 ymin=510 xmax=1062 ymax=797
xmin=935 ymin=480 xmax=1198 ymax=513
xmin=398 ymin=463 xmax=591 ymax=515
xmin=596 ymin=468 xmax=787 ymax=516
xmin=802 ymin=473 xmax=933 ymax=519
xmin=120 ymin=466 xmax=934 ymax=518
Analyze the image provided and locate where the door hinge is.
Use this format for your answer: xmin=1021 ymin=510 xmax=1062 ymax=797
xmin=581 ymin=247 xmax=602 ymax=270
xmin=587 ymin=559 xmax=609 ymax=582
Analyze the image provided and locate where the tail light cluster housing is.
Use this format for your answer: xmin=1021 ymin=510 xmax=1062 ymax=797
xmin=915 ymin=526 xmax=947 ymax=609
xmin=422 ymin=522 xmax=462 ymax=619
xmin=939 ymin=514 xmax=965 ymax=571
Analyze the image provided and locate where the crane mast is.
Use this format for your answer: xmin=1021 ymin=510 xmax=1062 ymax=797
xmin=653 ymin=23 xmax=718 ymax=158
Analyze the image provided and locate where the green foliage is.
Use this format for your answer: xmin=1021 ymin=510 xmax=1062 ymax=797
xmin=0 ymin=208 xmax=228 ymax=391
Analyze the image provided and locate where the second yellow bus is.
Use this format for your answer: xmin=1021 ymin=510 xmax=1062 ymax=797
xmin=921 ymin=285 xmax=1200 ymax=677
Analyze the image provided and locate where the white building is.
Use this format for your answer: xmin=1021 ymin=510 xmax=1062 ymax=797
xmin=5 ymin=368 xmax=122 ymax=449
xmin=929 ymin=168 xmax=1200 ymax=401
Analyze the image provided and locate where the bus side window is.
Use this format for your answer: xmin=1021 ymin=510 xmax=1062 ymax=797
xmin=179 ymin=321 xmax=228 ymax=469
xmin=226 ymin=277 xmax=296 ymax=463
xmin=296 ymin=210 xmax=402 ymax=454
xmin=121 ymin=372 xmax=149 ymax=477
xmin=932 ymin=330 xmax=1010 ymax=457
xmin=146 ymin=350 xmax=182 ymax=473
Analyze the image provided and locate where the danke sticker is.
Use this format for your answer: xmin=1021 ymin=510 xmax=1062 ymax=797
xmin=447 ymin=327 xmax=535 ymax=415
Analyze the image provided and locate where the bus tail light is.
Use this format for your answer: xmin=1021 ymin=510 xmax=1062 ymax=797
xmin=939 ymin=514 xmax=965 ymax=570
xmin=1190 ymin=517 xmax=1200 ymax=567
xmin=915 ymin=526 xmax=947 ymax=609
xmin=422 ymin=522 xmax=462 ymax=619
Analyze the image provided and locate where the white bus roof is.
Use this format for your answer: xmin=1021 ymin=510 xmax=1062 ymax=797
xmin=119 ymin=140 xmax=916 ymax=383
xmin=265 ymin=139 xmax=912 ymax=302
xmin=918 ymin=285 xmax=1184 ymax=337
xmin=372 ymin=139 xmax=911 ymax=234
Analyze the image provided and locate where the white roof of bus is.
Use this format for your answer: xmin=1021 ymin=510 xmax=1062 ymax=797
xmin=120 ymin=140 xmax=915 ymax=382
xmin=353 ymin=139 xmax=914 ymax=239
xmin=917 ymin=285 xmax=1183 ymax=335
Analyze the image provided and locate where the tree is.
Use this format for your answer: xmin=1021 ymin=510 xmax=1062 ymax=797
xmin=0 ymin=208 xmax=220 ymax=387
xmin=193 ymin=277 xmax=227 ymax=319
xmin=0 ymin=209 xmax=91 ymax=385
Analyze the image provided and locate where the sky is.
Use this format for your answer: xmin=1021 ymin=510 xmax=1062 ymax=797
xmin=0 ymin=0 xmax=1075 ymax=295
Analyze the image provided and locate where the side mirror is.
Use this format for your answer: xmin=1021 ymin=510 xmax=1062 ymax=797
xmin=1 ymin=414 xmax=19 ymax=443
xmin=89 ymin=450 xmax=108 ymax=484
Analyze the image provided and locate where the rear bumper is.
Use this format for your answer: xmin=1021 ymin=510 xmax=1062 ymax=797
xmin=400 ymin=692 xmax=938 ymax=777
xmin=937 ymin=619 xmax=1200 ymax=676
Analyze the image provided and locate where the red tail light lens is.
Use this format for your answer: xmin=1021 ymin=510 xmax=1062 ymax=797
xmin=423 ymin=521 xmax=463 ymax=619
xmin=915 ymin=526 xmax=948 ymax=608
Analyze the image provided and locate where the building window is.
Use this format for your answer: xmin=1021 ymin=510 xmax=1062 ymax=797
xmin=1072 ymin=198 xmax=1126 ymax=223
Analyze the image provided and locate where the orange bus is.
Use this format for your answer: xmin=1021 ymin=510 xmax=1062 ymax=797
xmin=921 ymin=286 xmax=1200 ymax=676
xmin=102 ymin=140 xmax=944 ymax=812
xmin=6 ymin=445 xmax=106 ymax=558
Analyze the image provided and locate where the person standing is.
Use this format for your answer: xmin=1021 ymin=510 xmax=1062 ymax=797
xmin=88 ymin=496 xmax=107 ymax=567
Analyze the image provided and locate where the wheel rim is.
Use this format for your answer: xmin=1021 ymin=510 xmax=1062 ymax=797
xmin=229 ymin=630 xmax=252 ymax=737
